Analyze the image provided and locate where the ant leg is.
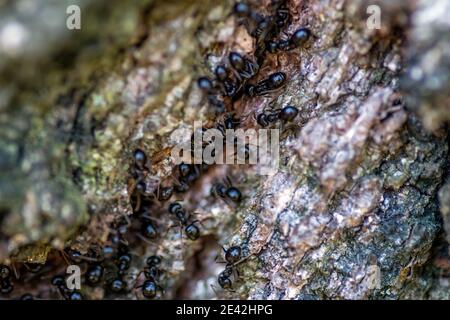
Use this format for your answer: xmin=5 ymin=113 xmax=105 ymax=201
xmin=134 ymin=194 xmax=142 ymax=213
xmin=140 ymin=214 xmax=165 ymax=224
xmin=210 ymin=284 xmax=221 ymax=298
xmin=59 ymin=250 xmax=71 ymax=266
xmin=157 ymin=285 xmax=165 ymax=297
xmin=134 ymin=290 xmax=143 ymax=300
xmin=11 ymin=263 xmax=19 ymax=279
xmin=214 ymin=256 xmax=227 ymax=264
xmin=225 ymin=175 xmax=233 ymax=188
xmin=137 ymin=234 xmax=156 ymax=245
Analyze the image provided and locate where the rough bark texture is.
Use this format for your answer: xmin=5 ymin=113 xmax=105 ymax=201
xmin=0 ymin=0 xmax=449 ymax=299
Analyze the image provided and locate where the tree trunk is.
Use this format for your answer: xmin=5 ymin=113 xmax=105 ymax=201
xmin=0 ymin=0 xmax=449 ymax=299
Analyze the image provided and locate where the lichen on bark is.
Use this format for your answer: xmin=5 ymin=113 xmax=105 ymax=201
xmin=0 ymin=0 xmax=449 ymax=299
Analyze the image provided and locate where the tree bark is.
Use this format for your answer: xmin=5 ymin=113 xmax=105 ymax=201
xmin=0 ymin=0 xmax=449 ymax=299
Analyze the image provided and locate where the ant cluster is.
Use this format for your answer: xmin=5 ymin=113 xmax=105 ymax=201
xmin=198 ymin=0 xmax=310 ymax=292
xmin=198 ymin=1 xmax=307 ymax=131
xmin=0 ymin=1 xmax=311 ymax=300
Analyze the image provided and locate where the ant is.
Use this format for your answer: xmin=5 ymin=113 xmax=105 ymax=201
xmin=256 ymin=105 xmax=299 ymax=127
xmin=218 ymin=266 xmax=234 ymax=290
xmin=273 ymin=2 xmax=291 ymax=31
xmin=215 ymin=65 xmax=242 ymax=99
xmin=140 ymin=217 xmax=158 ymax=240
xmin=216 ymin=113 xmax=240 ymax=137
xmin=215 ymin=245 xmax=244 ymax=292
xmin=106 ymin=251 xmax=132 ymax=294
xmin=51 ymin=275 xmax=83 ymax=300
xmin=233 ymin=2 xmax=265 ymax=28
xmin=253 ymin=17 xmax=278 ymax=63
xmin=0 ymin=264 xmax=13 ymax=295
xmin=228 ymin=52 xmax=259 ymax=80
xmin=19 ymin=293 xmax=34 ymax=300
xmin=217 ymin=245 xmax=242 ymax=265
xmin=85 ymin=263 xmax=104 ymax=286
xmin=172 ymin=162 xmax=202 ymax=194
xmin=135 ymin=255 xmax=164 ymax=299
xmin=197 ymin=77 xmax=226 ymax=113
xmin=156 ymin=186 xmax=173 ymax=202
xmin=245 ymin=72 xmax=286 ymax=97
xmin=167 ymin=202 xmax=201 ymax=241
xmin=129 ymin=148 xmax=154 ymax=212
xmin=266 ymin=27 xmax=311 ymax=53
xmin=212 ymin=177 xmax=242 ymax=204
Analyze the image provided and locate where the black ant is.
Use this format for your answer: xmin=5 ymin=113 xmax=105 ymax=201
xmin=213 ymin=177 xmax=242 ymax=204
xmin=229 ymin=52 xmax=259 ymax=80
xmin=106 ymin=251 xmax=132 ymax=294
xmin=172 ymin=163 xmax=202 ymax=193
xmin=167 ymin=202 xmax=201 ymax=241
xmin=253 ymin=17 xmax=277 ymax=63
xmin=156 ymin=186 xmax=173 ymax=201
xmin=220 ymin=245 xmax=242 ymax=265
xmin=215 ymin=65 xmax=242 ymax=99
xmin=136 ymin=255 xmax=164 ymax=299
xmin=273 ymin=2 xmax=291 ymax=31
xmin=218 ymin=266 xmax=234 ymax=290
xmin=19 ymin=293 xmax=34 ymax=300
xmin=106 ymin=217 xmax=131 ymax=247
xmin=197 ymin=77 xmax=226 ymax=113
xmin=216 ymin=113 xmax=240 ymax=137
xmin=266 ymin=27 xmax=311 ymax=53
xmin=215 ymin=245 xmax=244 ymax=292
xmin=0 ymin=264 xmax=13 ymax=295
xmin=256 ymin=105 xmax=299 ymax=127
xmin=85 ymin=263 xmax=104 ymax=286
xmin=129 ymin=148 xmax=148 ymax=182
xmin=51 ymin=275 xmax=83 ymax=300
xmin=245 ymin=72 xmax=286 ymax=97
xmin=140 ymin=217 xmax=158 ymax=240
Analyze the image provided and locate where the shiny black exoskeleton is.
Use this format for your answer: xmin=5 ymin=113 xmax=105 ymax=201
xmin=216 ymin=113 xmax=240 ymax=137
xmin=131 ymin=148 xmax=149 ymax=181
xmin=138 ymin=255 xmax=164 ymax=299
xmin=246 ymin=72 xmax=286 ymax=97
xmin=141 ymin=219 xmax=158 ymax=240
xmin=168 ymin=202 xmax=201 ymax=241
xmin=51 ymin=275 xmax=83 ymax=300
xmin=213 ymin=177 xmax=242 ymax=203
xmin=256 ymin=105 xmax=299 ymax=127
xmin=106 ymin=251 xmax=132 ymax=294
xmin=173 ymin=162 xmax=202 ymax=194
xmin=197 ymin=76 xmax=226 ymax=112
xmin=229 ymin=52 xmax=259 ymax=80
xmin=214 ymin=65 xmax=241 ymax=99
xmin=218 ymin=267 xmax=233 ymax=290
xmin=0 ymin=265 xmax=13 ymax=295
xmin=157 ymin=186 xmax=173 ymax=202
xmin=266 ymin=27 xmax=311 ymax=53
xmin=85 ymin=264 xmax=104 ymax=286
xmin=224 ymin=246 xmax=242 ymax=264
xmin=216 ymin=244 xmax=245 ymax=291
xmin=233 ymin=2 xmax=263 ymax=23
